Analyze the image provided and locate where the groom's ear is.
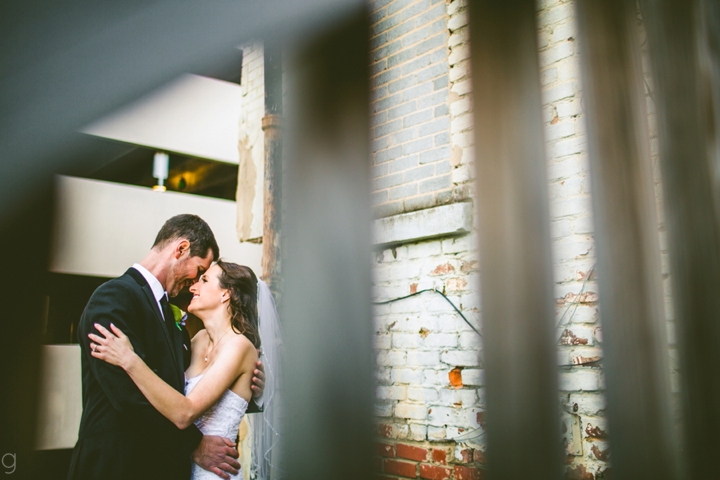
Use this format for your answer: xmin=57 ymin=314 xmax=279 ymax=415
xmin=174 ymin=239 xmax=190 ymax=259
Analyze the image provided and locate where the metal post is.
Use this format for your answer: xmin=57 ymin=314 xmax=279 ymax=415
xmin=574 ymin=1 xmax=677 ymax=479
xmin=262 ymin=43 xmax=283 ymax=298
xmin=468 ymin=2 xmax=562 ymax=478
xmin=639 ymin=0 xmax=720 ymax=477
xmin=281 ymin=9 xmax=374 ymax=480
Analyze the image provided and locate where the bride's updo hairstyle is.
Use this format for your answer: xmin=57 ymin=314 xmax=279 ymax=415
xmin=216 ymin=260 xmax=261 ymax=349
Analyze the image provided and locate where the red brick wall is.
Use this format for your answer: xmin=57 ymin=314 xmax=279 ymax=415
xmin=374 ymin=439 xmax=484 ymax=480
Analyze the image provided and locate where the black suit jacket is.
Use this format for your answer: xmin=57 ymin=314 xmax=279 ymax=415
xmin=68 ymin=268 xmax=202 ymax=480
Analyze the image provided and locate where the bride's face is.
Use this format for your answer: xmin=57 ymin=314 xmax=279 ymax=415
xmin=187 ymin=264 xmax=228 ymax=315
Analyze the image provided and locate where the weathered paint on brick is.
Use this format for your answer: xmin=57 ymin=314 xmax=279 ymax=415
xmin=368 ymin=0 xmax=672 ymax=478
xmin=419 ymin=464 xmax=452 ymax=480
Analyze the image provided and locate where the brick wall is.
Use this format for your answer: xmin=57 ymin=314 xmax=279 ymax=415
xmin=370 ymin=0 xmax=456 ymax=218
xmin=370 ymin=1 xmax=614 ymax=479
xmin=373 ymin=233 xmax=484 ymax=478
xmin=376 ymin=441 xmax=482 ymax=480
xmin=234 ymin=2 xmax=669 ymax=479
xmin=536 ymin=2 xmax=609 ymax=477
xmin=446 ymin=1 xmax=475 ymax=203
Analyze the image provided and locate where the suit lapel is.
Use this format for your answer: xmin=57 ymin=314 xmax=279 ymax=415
xmin=126 ymin=269 xmax=181 ymax=375
xmin=169 ymin=317 xmax=185 ymax=384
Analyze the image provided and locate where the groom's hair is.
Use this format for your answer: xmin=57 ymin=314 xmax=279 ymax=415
xmin=152 ymin=214 xmax=220 ymax=260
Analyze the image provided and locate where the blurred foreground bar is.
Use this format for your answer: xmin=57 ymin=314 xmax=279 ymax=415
xmin=281 ymin=9 xmax=375 ymax=480
xmin=640 ymin=0 xmax=720 ymax=477
xmin=575 ymin=1 xmax=677 ymax=479
xmin=469 ymin=1 xmax=562 ymax=478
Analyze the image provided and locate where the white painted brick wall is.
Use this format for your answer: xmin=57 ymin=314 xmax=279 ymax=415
xmin=235 ymin=43 xmax=265 ymax=241
xmin=231 ymin=8 xmax=670 ymax=477
xmin=445 ymin=0 xmax=478 ymax=218
xmin=371 ymin=1 xmax=674 ymax=478
xmin=370 ymin=0 xmax=605 ymax=475
xmin=373 ymin=230 xmax=483 ymax=444
xmin=535 ymin=6 xmax=613 ymax=475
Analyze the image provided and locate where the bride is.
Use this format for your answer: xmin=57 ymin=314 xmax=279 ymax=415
xmin=89 ymin=260 xmax=261 ymax=480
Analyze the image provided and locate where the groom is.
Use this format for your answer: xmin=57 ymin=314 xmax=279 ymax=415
xmin=68 ymin=214 xmax=264 ymax=480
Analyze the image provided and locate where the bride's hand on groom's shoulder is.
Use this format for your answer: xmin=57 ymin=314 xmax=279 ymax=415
xmin=192 ymin=435 xmax=240 ymax=479
xmin=88 ymin=323 xmax=137 ymax=370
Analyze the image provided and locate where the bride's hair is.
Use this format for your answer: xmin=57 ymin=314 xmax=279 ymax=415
xmin=216 ymin=260 xmax=261 ymax=349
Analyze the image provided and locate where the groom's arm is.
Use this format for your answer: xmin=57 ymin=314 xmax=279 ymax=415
xmin=81 ymin=281 xmax=241 ymax=477
xmin=247 ymin=360 xmax=266 ymax=413
xmin=79 ymin=281 xmax=203 ymax=454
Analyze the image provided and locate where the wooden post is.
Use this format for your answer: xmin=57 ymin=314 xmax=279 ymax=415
xmin=639 ymin=0 xmax=720 ymax=477
xmin=574 ymin=1 xmax=677 ymax=478
xmin=468 ymin=2 xmax=562 ymax=478
xmin=282 ymin=9 xmax=374 ymax=480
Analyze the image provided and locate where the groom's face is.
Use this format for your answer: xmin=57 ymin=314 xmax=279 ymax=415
xmin=167 ymin=248 xmax=213 ymax=298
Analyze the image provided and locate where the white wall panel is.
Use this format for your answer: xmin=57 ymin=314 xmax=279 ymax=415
xmin=35 ymin=345 xmax=82 ymax=450
xmin=51 ymin=176 xmax=262 ymax=277
xmin=81 ymin=74 xmax=242 ymax=164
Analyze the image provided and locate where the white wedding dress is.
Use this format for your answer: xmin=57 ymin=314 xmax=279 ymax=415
xmin=185 ymin=374 xmax=249 ymax=480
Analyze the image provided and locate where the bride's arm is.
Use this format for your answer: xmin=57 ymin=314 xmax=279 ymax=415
xmin=89 ymin=323 xmax=250 ymax=429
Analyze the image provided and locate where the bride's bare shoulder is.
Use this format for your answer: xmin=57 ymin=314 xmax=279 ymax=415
xmin=191 ymin=329 xmax=209 ymax=347
xmin=226 ymin=331 xmax=253 ymax=348
xmin=226 ymin=332 xmax=257 ymax=358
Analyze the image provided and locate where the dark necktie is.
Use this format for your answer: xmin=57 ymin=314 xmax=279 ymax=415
xmin=160 ymin=293 xmax=190 ymax=374
xmin=159 ymin=293 xmax=175 ymax=335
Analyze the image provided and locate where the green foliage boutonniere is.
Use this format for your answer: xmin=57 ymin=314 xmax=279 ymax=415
xmin=169 ymin=304 xmax=187 ymax=331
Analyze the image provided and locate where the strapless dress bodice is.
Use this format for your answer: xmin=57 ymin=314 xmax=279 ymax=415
xmin=185 ymin=374 xmax=248 ymax=480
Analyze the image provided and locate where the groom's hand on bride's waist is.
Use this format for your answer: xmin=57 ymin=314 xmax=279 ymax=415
xmin=192 ymin=435 xmax=240 ymax=479
xmin=251 ymin=359 xmax=265 ymax=399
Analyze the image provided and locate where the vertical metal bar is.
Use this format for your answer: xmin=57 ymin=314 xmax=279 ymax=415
xmin=574 ymin=1 xmax=677 ymax=479
xmin=468 ymin=2 xmax=562 ymax=478
xmin=262 ymin=43 xmax=284 ymax=297
xmin=281 ymin=9 xmax=374 ymax=480
xmin=639 ymin=0 xmax=720 ymax=477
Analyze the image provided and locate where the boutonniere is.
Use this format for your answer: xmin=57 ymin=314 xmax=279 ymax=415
xmin=169 ymin=304 xmax=187 ymax=331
